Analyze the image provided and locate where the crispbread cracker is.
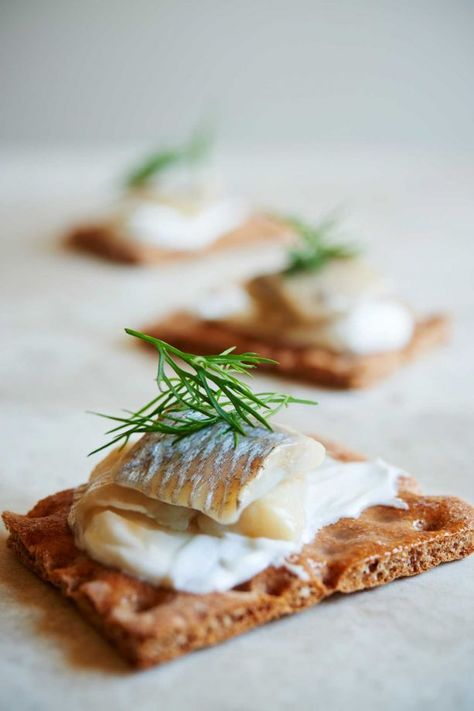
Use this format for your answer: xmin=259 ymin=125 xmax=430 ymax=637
xmin=65 ymin=214 xmax=287 ymax=265
xmin=3 ymin=441 xmax=472 ymax=668
xmin=143 ymin=312 xmax=449 ymax=388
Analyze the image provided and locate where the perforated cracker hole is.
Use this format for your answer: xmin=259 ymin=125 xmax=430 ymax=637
xmin=368 ymin=559 xmax=380 ymax=574
xmin=421 ymin=520 xmax=444 ymax=532
xmin=411 ymin=515 xmax=445 ymax=532
xmin=263 ymin=576 xmax=294 ymax=597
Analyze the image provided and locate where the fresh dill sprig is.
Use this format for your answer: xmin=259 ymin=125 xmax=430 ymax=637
xmin=125 ymin=126 xmax=213 ymax=189
xmin=89 ymin=330 xmax=317 ymax=455
xmin=284 ymin=213 xmax=359 ymax=276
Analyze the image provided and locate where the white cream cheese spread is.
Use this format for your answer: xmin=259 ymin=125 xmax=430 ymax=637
xmin=304 ymin=299 xmax=414 ymax=354
xmin=69 ymin=425 xmax=407 ymax=594
xmin=194 ymin=259 xmax=415 ymax=355
xmin=125 ymin=197 xmax=249 ymax=250
xmin=113 ymin=189 xmax=249 ymax=251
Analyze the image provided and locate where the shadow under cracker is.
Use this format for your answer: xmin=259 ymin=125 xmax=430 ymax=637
xmin=0 ymin=536 xmax=130 ymax=675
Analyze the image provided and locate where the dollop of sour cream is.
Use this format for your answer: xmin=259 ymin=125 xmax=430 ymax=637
xmin=121 ymin=196 xmax=249 ymax=251
xmin=308 ymin=299 xmax=414 ymax=355
xmin=73 ymin=456 xmax=406 ymax=594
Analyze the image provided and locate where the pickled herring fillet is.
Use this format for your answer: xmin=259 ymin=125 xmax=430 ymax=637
xmin=99 ymin=422 xmax=325 ymax=524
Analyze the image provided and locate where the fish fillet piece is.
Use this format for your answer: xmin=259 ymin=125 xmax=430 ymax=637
xmin=72 ymin=423 xmax=325 ymax=526
xmin=246 ymin=260 xmax=389 ymax=324
xmin=196 ymin=475 xmax=307 ymax=540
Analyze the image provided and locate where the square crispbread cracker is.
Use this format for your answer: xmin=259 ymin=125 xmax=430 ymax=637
xmin=2 ymin=440 xmax=473 ymax=669
xmin=143 ymin=311 xmax=449 ymax=388
xmin=65 ymin=214 xmax=287 ymax=265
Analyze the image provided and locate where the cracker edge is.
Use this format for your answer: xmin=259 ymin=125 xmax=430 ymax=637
xmin=143 ymin=312 xmax=449 ymax=389
xmin=65 ymin=214 xmax=289 ymax=265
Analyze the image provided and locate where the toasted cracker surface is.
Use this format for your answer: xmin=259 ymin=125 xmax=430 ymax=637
xmin=65 ymin=214 xmax=287 ymax=265
xmin=144 ymin=312 xmax=449 ymax=388
xmin=3 ymin=442 xmax=472 ymax=668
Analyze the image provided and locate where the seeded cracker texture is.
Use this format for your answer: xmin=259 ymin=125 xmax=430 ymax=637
xmin=65 ymin=214 xmax=287 ymax=265
xmin=3 ymin=438 xmax=473 ymax=669
xmin=142 ymin=312 xmax=449 ymax=389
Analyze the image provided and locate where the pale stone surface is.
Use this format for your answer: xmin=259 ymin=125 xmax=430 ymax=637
xmin=0 ymin=147 xmax=473 ymax=710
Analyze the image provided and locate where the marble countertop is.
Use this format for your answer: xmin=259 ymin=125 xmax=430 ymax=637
xmin=1 ymin=147 xmax=473 ymax=710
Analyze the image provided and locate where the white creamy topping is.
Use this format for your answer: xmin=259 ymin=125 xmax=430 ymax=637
xmin=195 ymin=285 xmax=254 ymax=321
xmin=122 ymin=197 xmax=249 ymax=250
xmin=306 ymin=300 xmax=414 ymax=355
xmin=72 ymin=455 xmax=406 ymax=594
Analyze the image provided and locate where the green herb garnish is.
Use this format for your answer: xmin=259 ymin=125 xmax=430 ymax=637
xmin=125 ymin=127 xmax=213 ymax=189
xmin=90 ymin=330 xmax=316 ymax=455
xmin=284 ymin=213 xmax=359 ymax=275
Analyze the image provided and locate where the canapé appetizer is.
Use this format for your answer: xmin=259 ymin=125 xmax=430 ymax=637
xmin=3 ymin=333 xmax=471 ymax=668
xmin=144 ymin=217 xmax=449 ymax=387
xmin=65 ymin=130 xmax=288 ymax=264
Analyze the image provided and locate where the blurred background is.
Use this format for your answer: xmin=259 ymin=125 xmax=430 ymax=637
xmin=1 ymin=0 xmax=473 ymax=492
xmin=1 ymin=0 xmax=473 ymax=149
xmin=1 ymin=0 xmax=473 ymax=449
